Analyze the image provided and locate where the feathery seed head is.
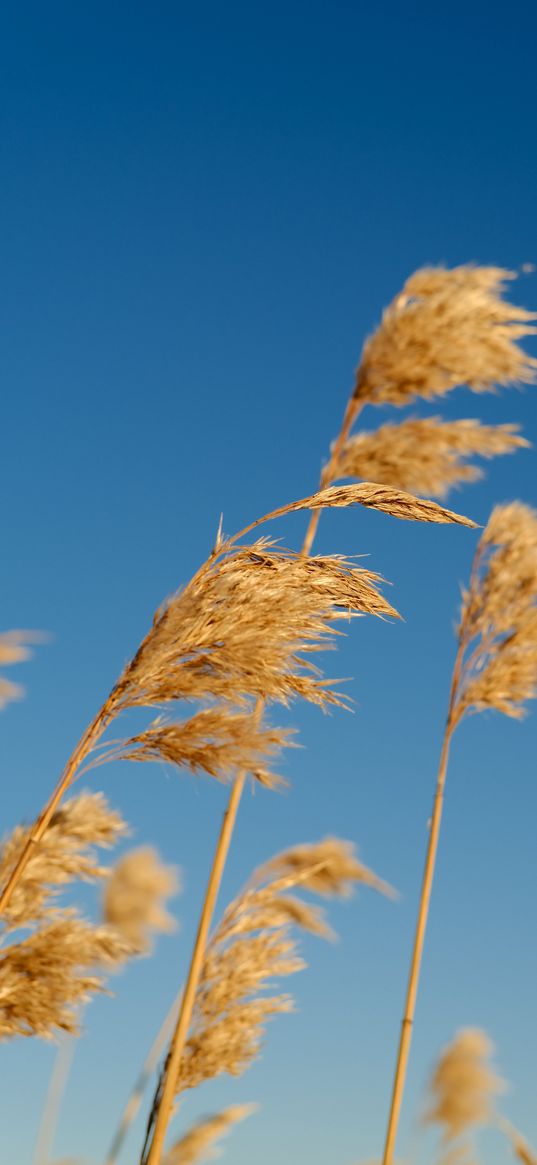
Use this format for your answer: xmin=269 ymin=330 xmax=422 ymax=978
xmin=454 ymin=502 xmax=537 ymax=723
xmin=354 ymin=265 xmax=537 ymax=408
xmin=163 ymin=1104 xmax=257 ymax=1165
xmin=336 ymin=419 xmax=529 ymax=501
xmin=102 ymin=847 xmax=179 ymax=953
xmin=424 ymin=1028 xmax=504 ymax=1145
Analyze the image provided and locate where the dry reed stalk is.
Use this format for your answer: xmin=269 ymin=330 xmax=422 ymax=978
xmin=499 ymin=1119 xmax=537 ymax=1165
xmin=139 ymin=496 xmax=468 ymax=1161
xmin=141 ymin=838 xmax=392 ymax=1163
xmin=162 ymin=1103 xmax=256 ymax=1165
xmin=381 ymin=503 xmax=537 ymax=1165
xmin=423 ymin=1029 xmax=504 ymax=1165
xmin=0 ymin=477 xmax=452 ymax=926
xmin=104 ymin=992 xmax=182 ymax=1165
xmin=139 ymin=266 xmax=526 ymax=1164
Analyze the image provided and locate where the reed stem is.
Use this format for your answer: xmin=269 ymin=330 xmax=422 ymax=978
xmin=380 ymin=640 xmax=465 ymax=1165
xmin=141 ymin=390 xmax=363 ymax=1165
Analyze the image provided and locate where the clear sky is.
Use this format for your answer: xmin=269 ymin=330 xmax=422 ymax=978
xmin=1 ymin=3 xmax=536 ymax=1163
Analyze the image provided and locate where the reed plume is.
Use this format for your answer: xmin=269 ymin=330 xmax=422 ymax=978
xmin=0 ymin=791 xmax=132 ymax=1041
xmin=0 ymin=479 xmax=465 ymax=926
xmin=381 ymin=503 xmax=537 ymax=1165
xmin=424 ymin=1029 xmax=504 ymax=1165
xmin=354 ymin=265 xmax=537 ymax=408
xmin=103 ymin=847 xmax=180 ymax=954
xmin=148 ymin=837 xmax=391 ymax=1150
xmin=162 ymin=1104 xmax=256 ymax=1165
xmin=0 ymin=629 xmax=41 ymax=709
xmin=337 ymin=419 xmax=528 ymax=500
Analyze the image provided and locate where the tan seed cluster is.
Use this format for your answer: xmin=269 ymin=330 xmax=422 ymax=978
xmin=424 ymin=1028 xmax=504 ymax=1149
xmin=0 ymin=630 xmax=40 ymax=710
xmin=103 ymin=847 xmax=179 ymax=954
xmin=337 ymin=418 xmax=528 ymax=500
xmin=354 ymin=265 xmax=537 ymax=408
xmin=454 ymin=502 xmax=537 ymax=722
xmin=163 ymin=1103 xmax=256 ymax=1165
xmin=175 ymin=837 xmax=392 ymax=1094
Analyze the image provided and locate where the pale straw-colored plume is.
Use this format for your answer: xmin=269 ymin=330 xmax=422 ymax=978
xmin=0 ymin=479 xmax=474 ymax=929
xmin=353 ymin=266 xmax=537 ymax=409
xmin=119 ymin=710 xmax=292 ymax=790
xmin=0 ymin=913 xmax=129 ymax=1039
xmin=173 ymin=837 xmax=392 ymax=1095
xmin=103 ymin=847 xmax=180 ymax=954
xmin=0 ymin=792 xmax=134 ymax=1040
xmin=162 ymin=1103 xmax=257 ymax=1165
xmin=0 ymin=791 xmax=128 ymax=934
xmin=336 ymin=418 xmax=529 ymax=500
xmin=453 ymin=502 xmax=537 ymax=723
xmin=0 ymin=629 xmax=41 ymax=709
xmin=424 ymin=1028 xmax=504 ymax=1157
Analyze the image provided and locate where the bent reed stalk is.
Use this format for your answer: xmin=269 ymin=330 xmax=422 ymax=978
xmin=141 ymin=397 xmax=365 ymax=1165
xmin=381 ymin=501 xmax=537 ymax=1165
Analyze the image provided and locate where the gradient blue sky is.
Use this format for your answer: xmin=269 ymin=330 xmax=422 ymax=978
xmin=1 ymin=3 xmax=536 ymax=1163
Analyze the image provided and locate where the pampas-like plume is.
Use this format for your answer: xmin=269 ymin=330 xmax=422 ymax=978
xmin=103 ymin=847 xmax=180 ymax=954
xmin=336 ymin=419 xmax=529 ymax=500
xmin=0 ymin=914 xmax=129 ymax=1039
xmin=163 ymin=1104 xmax=256 ymax=1165
xmin=0 ymin=792 xmax=134 ymax=1041
xmin=0 ymin=630 xmax=41 ymax=709
xmin=453 ymin=502 xmax=537 ymax=721
xmin=353 ymin=266 xmax=537 ymax=408
xmin=116 ymin=540 xmax=401 ymax=716
xmin=424 ymin=1029 xmax=504 ymax=1156
xmin=120 ymin=710 xmax=292 ymax=790
xmin=173 ymin=837 xmax=392 ymax=1095
xmin=0 ymin=791 xmax=128 ymax=934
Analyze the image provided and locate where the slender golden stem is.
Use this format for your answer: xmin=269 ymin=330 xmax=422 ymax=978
xmin=141 ymin=391 xmax=364 ymax=1165
xmin=302 ymin=397 xmax=362 ymax=556
xmin=104 ymin=992 xmax=182 ymax=1165
xmin=381 ymin=642 xmax=465 ymax=1165
xmin=0 ymin=705 xmax=112 ymax=918
xmin=144 ymin=771 xmax=247 ymax=1165
xmin=33 ymin=1032 xmax=76 ymax=1165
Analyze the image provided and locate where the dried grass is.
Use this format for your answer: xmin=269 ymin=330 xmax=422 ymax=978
xmin=424 ymin=1029 xmax=504 ymax=1154
xmin=115 ymin=542 xmax=399 ymax=716
xmin=336 ymin=419 xmax=529 ymax=500
xmin=174 ymin=837 xmax=392 ymax=1094
xmin=163 ymin=1104 xmax=256 ymax=1165
xmin=103 ymin=847 xmax=180 ymax=954
xmin=0 ymin=913 xmax=129 ymax=1039
xmin=353 ymin=266 xmax=537 ymax=408
xmin=0 ymin=791 xmax=128 ymax=934
xmin=0 ymin=792 xmax=137 ymax=1040
xmin=454 ymin=502 xmax=537 ymax=722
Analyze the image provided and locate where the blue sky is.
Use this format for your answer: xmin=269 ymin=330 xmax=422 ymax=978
xmin=1 ymin=3 xmax=536 ymax=1163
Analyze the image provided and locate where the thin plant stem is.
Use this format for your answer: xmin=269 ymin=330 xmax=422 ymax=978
xmin=141 ymin=391 xmax=364 ymax=1165
xmin=143 ymin=770 xmax=247 ymax=1165
xmin=380 ymin=637 xmax=465 ymax=1165
xmin=33 ymin=1032 xmax=76 ymax=1165
xmin=104 ymin=992 xmax=182 ymax=1165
